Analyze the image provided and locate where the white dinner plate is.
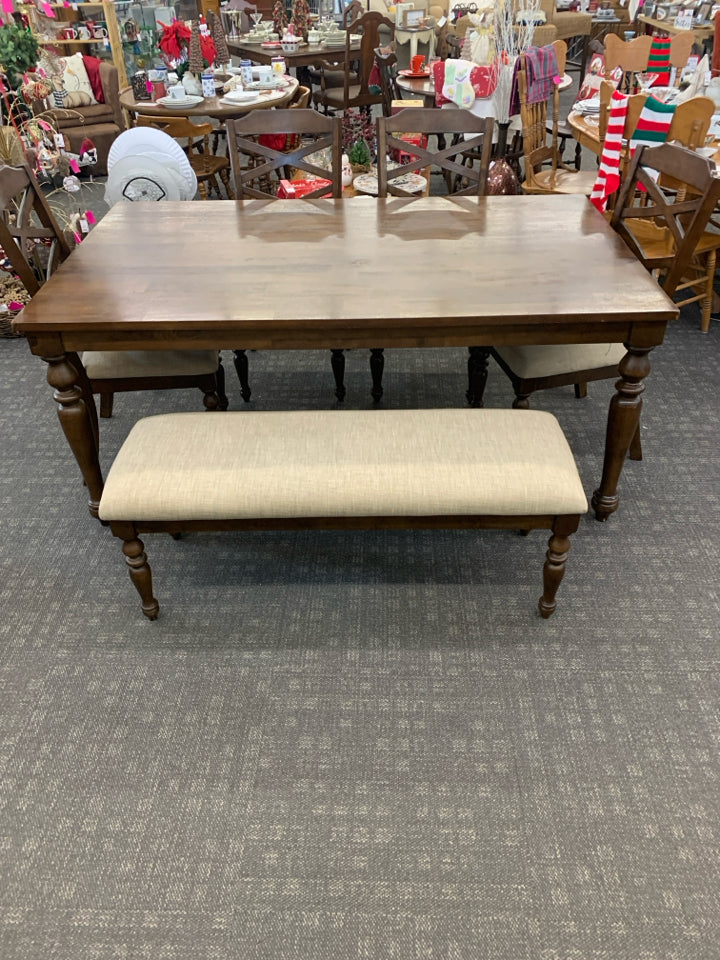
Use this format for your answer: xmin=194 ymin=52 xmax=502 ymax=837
xmin=105 ymin=155 xmax=183 ymax=206
xmin=107 ymin=127 xmax=196 ymax=197
xmin=222 ymin=90 xmax=261 ymax=103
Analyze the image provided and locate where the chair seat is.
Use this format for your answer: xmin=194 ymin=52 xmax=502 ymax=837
xmin=316 ymin=84 xmax=366 ymax=108
xmin=98 ymin=408 xmax=588 ymax=521
xmin=623 ymin=219 xmax=720 ymax=261
xmin=82 ymin=350 xmax=219 ymax=379
xmin=495 ymin=343 xmax=626 ymax=379
xmin=523 ymin=168 xmax=597 ymax=194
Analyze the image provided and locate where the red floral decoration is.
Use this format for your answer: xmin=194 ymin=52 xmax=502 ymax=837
xmin=158 ymin=21 xmax=216 ymax=68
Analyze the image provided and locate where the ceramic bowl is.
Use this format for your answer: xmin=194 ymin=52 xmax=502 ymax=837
xmin=282 ymin=39 xmax=299 ymax=52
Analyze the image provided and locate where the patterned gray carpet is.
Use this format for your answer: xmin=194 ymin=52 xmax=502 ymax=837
xmin=1 ymin=308 xmax=719 ymax=959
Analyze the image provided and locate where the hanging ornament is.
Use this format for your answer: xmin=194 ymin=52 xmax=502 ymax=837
xmin=63 ymin=175 xmax=81 ymax=192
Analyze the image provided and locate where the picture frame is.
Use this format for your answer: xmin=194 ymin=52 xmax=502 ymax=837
xmin=696 ymin=1 xmax=713 ymax=20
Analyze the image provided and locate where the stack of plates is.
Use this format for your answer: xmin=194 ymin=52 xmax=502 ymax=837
xmin=221 ymin=90 xmax=261 ymax=104
xmin=106 ymin=127 xmax=197 ymax=205
xmin=155 ymin=94 xmax=204 ymax=109
xmin=575 ymin=98 xmax=600 ymax=116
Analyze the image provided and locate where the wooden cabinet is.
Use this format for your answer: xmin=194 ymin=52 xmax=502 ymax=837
xmin=18 ymin=1 xmax=128 ymax=87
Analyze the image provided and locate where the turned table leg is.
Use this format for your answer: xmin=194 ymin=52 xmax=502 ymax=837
xmin=592 ymin=344 xmax=652 ymax=522
xmin=43 ymin=351 xmax=104 ymax=518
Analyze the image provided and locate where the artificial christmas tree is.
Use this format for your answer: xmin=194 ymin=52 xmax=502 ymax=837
xmin=290 ymin=0 xmax=310 ymax=41
xmin=272 ymin=0 xmax=288 ymax=38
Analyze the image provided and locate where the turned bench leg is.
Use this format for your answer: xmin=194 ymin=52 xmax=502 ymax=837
xmin=114 ymin=523 xmax=159 ymax=620
xmin=538 ymin=516 xmax=579 ymax=619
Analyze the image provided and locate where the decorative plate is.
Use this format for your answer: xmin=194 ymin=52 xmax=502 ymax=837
xmin=247 ymin=79 xmax=287 ymax=90
xmin=222 ymin=90 xmax=261 ymax=103
xmin=105 ymin=155 xmax=182 ymax=205
xmin=353 ymin=172 xmax=427 ymax=195
xmin=261 ymin=41 xmax=283 ymax=48
xmin=108 ymin=127 xmax=196 ymax=196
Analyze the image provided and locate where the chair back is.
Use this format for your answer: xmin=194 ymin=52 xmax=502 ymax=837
xmin=604 ymin=33 xmax=653 ymax=85
xmin=0 ymin=163 xmax=71 ymax=295
xmin=519 ymin=40 xmax=567 ymax=184
xmin=666 ymin=95 xmax=714 ymax=150
xmin=226 ymin=110 xmax=342 ymax=199
xmin=669 ymin=30 xmax=695 ymax=70
xmin=342 ymin=0 xmax=364 ymax=28
xmin=374 ymin=46 xmax=401 ymax=117
xmin=376 ymin=108 xmax=494 ymax=196
xmin=136 ymin=114 xmax=215 ymax=175
xmin=609 ymin=140 xmax=720 ymax=295
xmin=290 ymin=84 xmax=311 ymax=109
xmin=344 ymin=10 xmax=396 ymax=110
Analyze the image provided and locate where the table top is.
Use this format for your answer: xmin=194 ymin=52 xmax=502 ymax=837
xmin=119 ymin=77 xmax=299 ymax=118
xmin=397 ymin=72 xmax=572 ymax=99
xmin=228 ymin=37 xmax=361 ymax=67
xmin=15 ymin=197 xmax=676 ymax=351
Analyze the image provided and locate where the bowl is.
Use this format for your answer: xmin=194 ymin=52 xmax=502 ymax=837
xmin=282 ymin=39 xmax=299 ymax=51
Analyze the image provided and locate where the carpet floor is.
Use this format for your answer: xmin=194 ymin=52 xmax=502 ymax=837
xmin=1 ymin=304 xmax=719 ymax=959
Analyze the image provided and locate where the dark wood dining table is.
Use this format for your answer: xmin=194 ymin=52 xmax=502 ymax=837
xmin=227 ymin=37 xmax=361 ymax=69
xmin=13 ymin=195 xmax=677 ymax=523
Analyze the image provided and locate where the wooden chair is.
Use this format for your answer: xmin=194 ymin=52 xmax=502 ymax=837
xmin=374 ymin=46 xmax=402 ymax=117
xmin=313 ymin=10 xmax=395 ymax=114
xmin=376 ymin=107 xmax=494 ymax=197
xmin=358 ymin=110 xmax=493 ymax=403
xmin=483 ymin=141 xmax=720 ymax=452
xmin=136 ymin=114 xmax=234 ymax=200
xmin=0 ymin=162 xmax=72 ymax=295
xmin=519 ymin=40 xmax=598 ymax=195
xmin=0 ymin=162 xmax=226 ymax=420
xmin=226 ymin=110 xmax=343 ymax=401
xmin=226 ymin=109 xmax=342 ymax=200
xmin=604 ymin=33 xmax=653 ymax=90
xmin=610 ymin=140 xmax=720 ymax=333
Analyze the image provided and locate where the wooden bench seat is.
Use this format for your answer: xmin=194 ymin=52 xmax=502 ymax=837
xmin=98 ymin=409 xmax=588 ymax=620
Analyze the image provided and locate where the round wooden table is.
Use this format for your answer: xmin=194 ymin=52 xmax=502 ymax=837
xmin=396 ymin=72 xmax=573 ymax=106
xmin=120 ymin=76 xmax=299 ymax=121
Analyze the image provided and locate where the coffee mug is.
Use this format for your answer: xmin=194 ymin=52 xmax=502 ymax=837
xmin=93 ymin=25 xmax=108 ymax=38
xmin=169 ymin=84 xmax=186 ymax=100
xmin=77 ymin=26 xmax=91 ymax=39
xmin=61 ymin=26 xmax=78 ymax=39
xmin=411 ymin=54 xmax=426 ymax=73
xmin=257 ymin=65 xmax=273 ymax=82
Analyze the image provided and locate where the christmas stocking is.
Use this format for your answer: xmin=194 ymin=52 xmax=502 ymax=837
xmin=590 ymin=90 xmax=628 ymax=212
xmin=442 ymin=59 xmax=475 ymax=109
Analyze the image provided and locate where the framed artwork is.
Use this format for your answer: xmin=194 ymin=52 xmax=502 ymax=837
xmin=655 ymin=4 xmax=669 ymax=18
xmin=696 ymin=1 xmax=713 ymax=19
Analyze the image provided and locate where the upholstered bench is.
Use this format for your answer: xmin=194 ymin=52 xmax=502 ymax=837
xmin=98 ymin=409 xmax=588 ymax=620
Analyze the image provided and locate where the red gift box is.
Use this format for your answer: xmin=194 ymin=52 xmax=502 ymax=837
xmin=277 ymin=178 xmax=333 ymax=198
xmin=390 ymin=132 xmax=429 ymax=167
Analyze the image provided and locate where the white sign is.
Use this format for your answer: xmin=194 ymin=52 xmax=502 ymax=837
xmin=674 ymin=10 xmax=694 ymax=28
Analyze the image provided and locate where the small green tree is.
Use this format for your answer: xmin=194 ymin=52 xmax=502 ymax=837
xmin=348 ymin=137 xmax=372 ymax=170
xmin=0 ymin=21 xmax=39 ymax=89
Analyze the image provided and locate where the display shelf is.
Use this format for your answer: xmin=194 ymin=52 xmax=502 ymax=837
xmin=18 ymin=0 xmax=127 ymax=87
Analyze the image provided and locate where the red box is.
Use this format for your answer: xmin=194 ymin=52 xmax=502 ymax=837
xmin=277 ymin=178 xmax=332 ymax=198
xmin=390 ymin=133 xmax=429 ymax=167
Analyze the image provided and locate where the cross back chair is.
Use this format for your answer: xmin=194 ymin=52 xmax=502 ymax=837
xmin=313 ymin=10 xmax=396 ymax=114
xmin=356 ymin=109 xmax=493 ymax=405
xmin=136 ymin=114 xmax=234 ymax=200
xmin=610 ymin=139 xmax=720 ymax=332
xmin=0 ymin=162 xmax=72 ymax=294
xmin=226 ymin=109 xmax=342 ymax=201
xmin=519 ymin=40 xmax=598 ymax=195
xmin=225 ymin=110 xmax=343 ymax=402
xmin=0 ymin=162 xmax=226 ymax=422
xmin=484 ymin=141 xmax=720 ymax=458
xmin=374 ymin=46 xmax=402 ymax=117
xmin=376 ymin=107 xmax=494 ymax=198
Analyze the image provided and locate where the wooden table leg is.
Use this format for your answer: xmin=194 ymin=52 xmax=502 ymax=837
xmin=591 ymin=343 xmax=652 ymax=522
xmin=43 ymin=350 xmax=104 ymax=519
xmin=466 ymin=346 xmax=490 ymax=407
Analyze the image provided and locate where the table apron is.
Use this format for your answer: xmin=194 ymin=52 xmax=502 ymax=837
xmin=26 ymin=319 xmax=669 ymax=355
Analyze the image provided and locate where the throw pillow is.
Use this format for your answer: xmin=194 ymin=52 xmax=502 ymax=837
xmin=61 ymin=52 xmax=97 ymax=107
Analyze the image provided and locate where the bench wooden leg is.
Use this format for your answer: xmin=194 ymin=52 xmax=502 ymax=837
xmin=466 ymin=346 xmax=489 ymax=407
xmin=100 ymin=391 xmax=114 ymax=418
xmin=233 ymin=350 xmax=252 ymax=402
xmin=331 ymin=349 xmax=346 ymax=401
xmin=538 ymin=519 xmax=577 ymax=619
xmin=116 ymin=523 xmax=159 ymax=620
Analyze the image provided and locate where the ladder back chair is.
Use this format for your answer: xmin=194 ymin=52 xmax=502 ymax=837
xmin=519 ymin=40 xmax=597 ymax=195
xmin=482 ymin=141 xmax=720 ymax=458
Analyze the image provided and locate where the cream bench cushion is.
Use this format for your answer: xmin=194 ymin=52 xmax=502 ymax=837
xmin=99 ymin=409 xmax=588 ymax=522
